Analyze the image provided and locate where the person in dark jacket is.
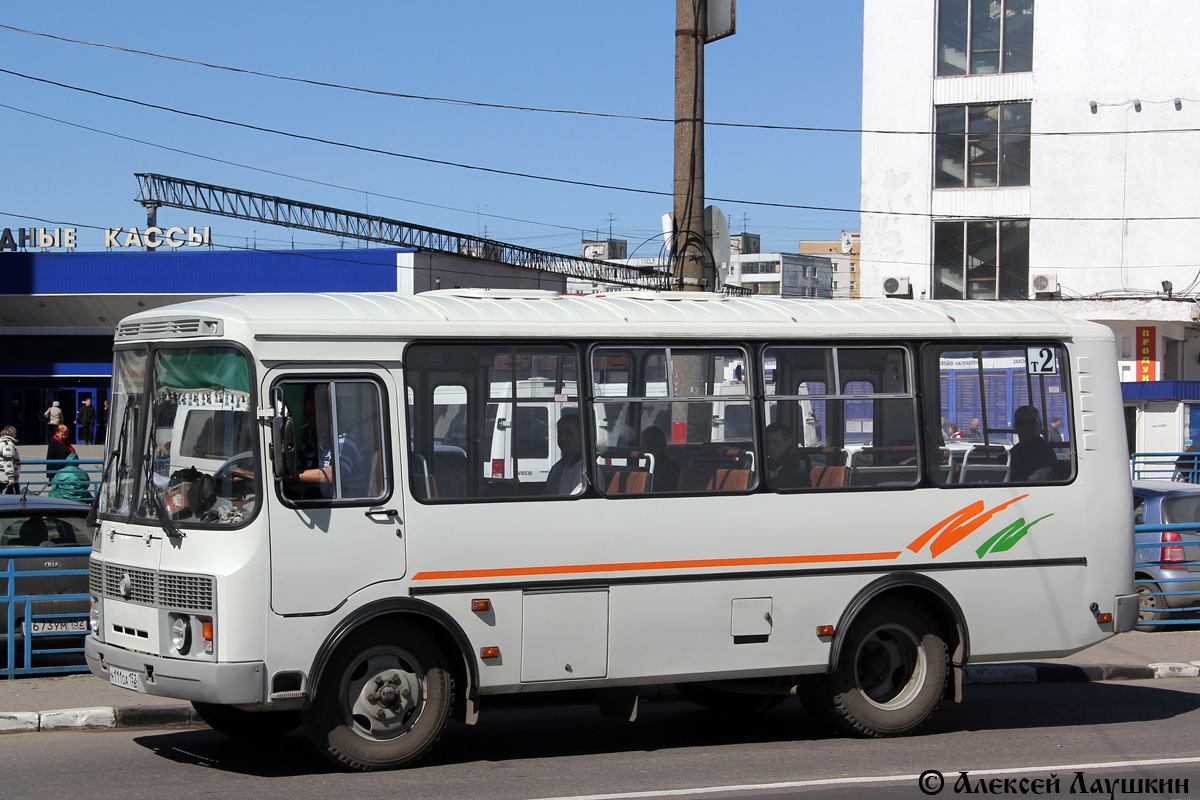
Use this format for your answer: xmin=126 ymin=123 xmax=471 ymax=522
xmin=1009 ymin=406 xmax=1059 ymax=482
xmin=46 ymin=424 xmax=72 ymax=485
xmin=78 ymin=397 xmax=97 ymax=446
xmin=765 ymin=422 xmax=812 ymax=489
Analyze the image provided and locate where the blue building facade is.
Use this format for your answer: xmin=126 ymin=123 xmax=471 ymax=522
xmin=0 ymin=247 xmax=414 ymax=445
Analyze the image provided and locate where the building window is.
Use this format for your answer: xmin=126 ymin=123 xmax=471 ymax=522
xmin=935 ymin=103 xmax=1030 ymax=188
xmin=933 ymin=219 xmax=1029 ymax=300
xmin=937 ymin=0 xmax=1034 ymax=76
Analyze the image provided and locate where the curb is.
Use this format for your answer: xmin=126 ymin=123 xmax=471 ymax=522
xmin=0 ymin=704 xmax=196 ymax=734
xmin=2 ymin=662 xmax=1197 ymax=733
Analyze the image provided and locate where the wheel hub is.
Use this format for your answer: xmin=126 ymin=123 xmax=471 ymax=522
xmin=344 ymin=651 xmax=425 ymax=740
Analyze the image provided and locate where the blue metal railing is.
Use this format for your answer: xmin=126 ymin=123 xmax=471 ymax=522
xmin=1134 ymin=520 xmax=1200 ymax=628
xmin=1131 ymin=451 xmax=1200 ymax=483
xmin=2 ymin=546 xmax=92 ymax=678
xmin=13 ymin=459 xmax=102 ymax=496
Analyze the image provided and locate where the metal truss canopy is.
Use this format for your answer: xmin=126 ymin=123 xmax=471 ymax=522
xmin=134 ymin=173 xmax=668 ymax=290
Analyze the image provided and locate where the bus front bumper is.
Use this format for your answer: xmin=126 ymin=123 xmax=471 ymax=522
xmin=85 ymin=636 xmax=266 ymax=705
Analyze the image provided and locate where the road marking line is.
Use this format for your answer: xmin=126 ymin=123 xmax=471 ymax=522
xmin=524 ymin=756 xmax=1200 ymax=800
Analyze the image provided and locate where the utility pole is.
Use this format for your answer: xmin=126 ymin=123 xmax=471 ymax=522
xmin=673 ymin=0 xmax=708 ymax=291
xmin=672 ymin=1 xmax=735 ymax=292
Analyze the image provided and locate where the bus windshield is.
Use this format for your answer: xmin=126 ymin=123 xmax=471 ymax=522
xmin=98 ymin=347 xmax=148 ymax=518
xmin=101 ymin=346 xmax=258 ymax=527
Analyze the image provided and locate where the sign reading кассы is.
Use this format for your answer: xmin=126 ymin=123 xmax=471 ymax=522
xmin=0 ymin=226 xmax=212 ymax=251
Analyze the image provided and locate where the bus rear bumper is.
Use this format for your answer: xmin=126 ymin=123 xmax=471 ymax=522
xmin=85 ymin=637 xmax=265 ymax=705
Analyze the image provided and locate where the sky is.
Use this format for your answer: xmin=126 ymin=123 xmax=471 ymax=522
xmin=0 ymin=2 xmax=863 ymax=260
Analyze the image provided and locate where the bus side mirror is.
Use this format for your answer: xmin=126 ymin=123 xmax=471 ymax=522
xmin=272 ymin=416 xmax=297 ymax=479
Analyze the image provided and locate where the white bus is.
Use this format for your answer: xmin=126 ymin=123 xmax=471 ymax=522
xmin=86 ymin=290 xmax=1137 ymax=771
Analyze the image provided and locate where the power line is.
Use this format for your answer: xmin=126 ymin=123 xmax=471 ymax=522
xmin=4 ymin=69 xmax=1199 ymax=224
xmin=4 ymin=24 xmax=1197 ymax=138
xmin=0 ymin=102 xmax=618 ymax=239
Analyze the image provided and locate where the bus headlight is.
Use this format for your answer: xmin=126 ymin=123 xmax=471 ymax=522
xmin=170 ymin=616 xmax=191 ymax=654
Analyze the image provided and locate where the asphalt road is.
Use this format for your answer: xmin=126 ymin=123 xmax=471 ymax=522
xmin=5 ymin=679 xmax=1200 ymax=800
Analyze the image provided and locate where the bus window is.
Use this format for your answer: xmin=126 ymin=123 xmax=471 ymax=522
xmin=405 ymin=343 xmax=579 ymax=501
xmin=923 ymin=344 xmax=1074 ymax=485
xmin=591 ymin=346 xmax=755 ymax=495
xmin=277 ymin=379 xmax=387 ymax=504
xmin=763 ymin=346 xmax=918 ymax=491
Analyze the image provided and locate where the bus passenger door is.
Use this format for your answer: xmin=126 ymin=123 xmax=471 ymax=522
xmin=265 ymin=369 xmax=404 ymax=615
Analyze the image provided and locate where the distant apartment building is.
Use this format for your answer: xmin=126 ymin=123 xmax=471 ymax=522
xmin=570 ymin=233 xmax=832 ymax=299
xmin=800 ymin=231 xmax=860 ymax=299
xmin=734 ymin=253 xmax=833 ymax=298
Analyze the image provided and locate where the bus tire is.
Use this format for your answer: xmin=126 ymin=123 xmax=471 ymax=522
xmin=302 ymin=624 xmax=453 ymax=771
xmin=675 ymin=682 xmax=786 ymax=715
xmin=801 ymin=599 xmax=947 ymax=738
xmin=192 ymin=702 xmax=300 ymax=740
xmin=1135 ymin=581 xmax=1167 ymax=631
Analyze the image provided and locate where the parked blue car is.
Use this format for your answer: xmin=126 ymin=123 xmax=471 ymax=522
xmin=1133 ymin=480 xmax=1200 ymax=631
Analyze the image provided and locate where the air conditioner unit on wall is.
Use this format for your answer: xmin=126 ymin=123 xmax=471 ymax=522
xmin=1031 ymin=273 xmax=1059 ymax=297
xmin=882 ymin=276 xmax=911 ymax=298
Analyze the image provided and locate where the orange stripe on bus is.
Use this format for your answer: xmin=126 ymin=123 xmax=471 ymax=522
xmin=411 ymin=551 xmax=903 ymax=581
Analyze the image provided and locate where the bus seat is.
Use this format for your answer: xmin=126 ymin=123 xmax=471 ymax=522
xmin=809 ymin=465 xmax=847 ymax=488
xmin=712 ymin=468 xmax=751 ymax=491
xmin=679 ymin=467 xmax=750 ymax=492
xmin=848 ymin=465 xmax=919 ymax=487
xmin=604 ymin=470 xmax=651 ymax=495
xmin=959 ymin=465 xmax=1009 ymax=483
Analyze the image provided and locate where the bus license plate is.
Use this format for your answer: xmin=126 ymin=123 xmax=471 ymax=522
xmin=31 ymin=620 xmax=88 ymax=633
xmin=108 ymin=666 xmax=144 ymax=693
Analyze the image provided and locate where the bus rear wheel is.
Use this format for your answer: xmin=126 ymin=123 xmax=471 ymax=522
xmin=302 ymin=624 xmax=453 ymax=771
xmin=800 ymin=599 xmax=947 ymax=737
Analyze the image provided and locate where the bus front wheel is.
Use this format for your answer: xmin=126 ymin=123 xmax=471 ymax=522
xmin=800 ymin=599 xmax=947 ymax=737
xmin=303 ymin=624 xmax=454 ymax=771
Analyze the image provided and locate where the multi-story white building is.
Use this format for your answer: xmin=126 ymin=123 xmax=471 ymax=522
xmin=860 ymin=0 xmax=1200 ymax=451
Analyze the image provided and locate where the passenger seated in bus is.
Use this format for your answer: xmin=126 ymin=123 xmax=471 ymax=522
xmin=292 ymin=389 xmax=362 ymax=498
xmin=640 ymin=425 xmax=679 ymax=491
xmin=764 ymin=422 xmax=811 ymax=490
xmin=544 ymin=412 xmax=584 ymax=495
xmin=1009 ymin=405 xmax=1058 ymax=482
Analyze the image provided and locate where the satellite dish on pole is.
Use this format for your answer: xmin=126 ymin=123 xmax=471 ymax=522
xmin=705 ymin=205 xmax=730 ymax=290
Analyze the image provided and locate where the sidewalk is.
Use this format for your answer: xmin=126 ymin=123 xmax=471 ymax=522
xmin=4 ymin=629 xmax=1200 ymax=734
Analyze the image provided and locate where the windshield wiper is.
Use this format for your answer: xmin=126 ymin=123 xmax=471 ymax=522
xmin=144 ymin=395 xmax=185 ymax=539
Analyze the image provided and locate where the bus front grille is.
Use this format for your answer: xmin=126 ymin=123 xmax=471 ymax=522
xmin=92 ymin=561 xmax=215 ymax=612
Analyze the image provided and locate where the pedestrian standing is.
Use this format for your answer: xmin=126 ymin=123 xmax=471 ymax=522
xmin=78 ymin=397 xmax=96 ymax=446
xmin=0 ymin=425 xmax=19 ymax=494
xmin=46 ymin=423 xmax=72 ymax=484
xmin=43 ymin=400 xmax=63 ymax=443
